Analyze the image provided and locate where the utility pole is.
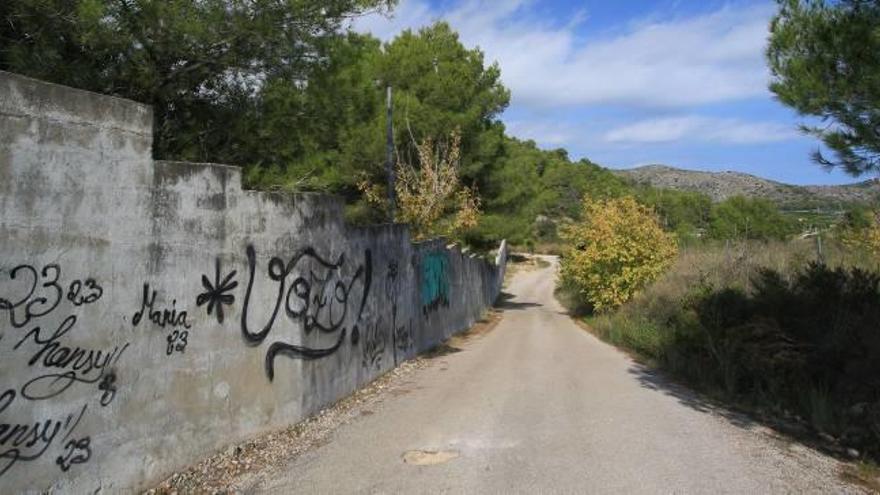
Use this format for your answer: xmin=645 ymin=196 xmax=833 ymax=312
xmin=385 ymin=85 xmax=396 ymax=222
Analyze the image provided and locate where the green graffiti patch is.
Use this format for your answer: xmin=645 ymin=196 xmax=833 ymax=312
xmin=420 ymin=252 xmax=449 ymax=313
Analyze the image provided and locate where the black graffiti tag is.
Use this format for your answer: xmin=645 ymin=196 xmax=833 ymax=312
xmin=0 ymin=391 xmax=88 ymax=477
xmin=0 ymin=260 xmax=107 ymax=480
xmin=132 ymin=284 xmax=191 ymax=329
xmin=361 ymin=320 xmax=386 ymax=370
xmin=166 ymin=330 xmax=188 ymax=355
xmin=0 ymin=264 xmax=62 ymax=328
xmin=14 ymin=315 xmax=129 ymax=401
xmin=66 ymin=279 xmax=103 ymax=307
xmin=196 ymin=258 xmax=237 ymax=324
xmin=385 ymin=262 xmax=413 ymax=365
xmin=240 ymin=245 xmax=372 ymax=380
xmin=132 ymin=284 xmax=193 ymax=359
xmin=394 ymin=319 xmax=414 ymax=360
xmin=0 ymin=264 xmax=103 ymax=329
xmin=97 ymin=371 xmax=118 ymax=407
xmin=55 ymin=437 xmax=91 ymax=472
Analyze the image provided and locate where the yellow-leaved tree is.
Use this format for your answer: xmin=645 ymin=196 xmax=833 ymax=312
xmin=361 ymin=129 xmax=480 ymax=241
xmin=841 ymin=209 xmax=880 ymax=261
xmin=560 ymin=196 xmax=677 ymax=312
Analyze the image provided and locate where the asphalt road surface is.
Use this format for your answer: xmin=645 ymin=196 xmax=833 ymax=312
xmin=256 ymin=257 xmax=863 ymax=494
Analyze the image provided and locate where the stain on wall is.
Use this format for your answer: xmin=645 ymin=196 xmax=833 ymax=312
xmin=0 ymin=70 xmax=506 ymax=493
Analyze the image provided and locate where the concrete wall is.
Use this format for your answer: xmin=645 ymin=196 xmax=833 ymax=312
xmin=0 ymin=71 xmax=506 ymax=493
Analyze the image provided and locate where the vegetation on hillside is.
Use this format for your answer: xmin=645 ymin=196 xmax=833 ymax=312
xmin=471 ymin=139 xmax=630 ymax=249
xmin=616 ymin=165 xmax=880 ymax=207
xmin=709 ymin=196 xmax=797 ymax=241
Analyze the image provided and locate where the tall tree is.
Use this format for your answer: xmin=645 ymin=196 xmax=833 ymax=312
xmin=768 ymin=0 xmax=880 ymax=176
xmin=243 ymin=32 xmax=386 ymax=196
xmin=378 ymin=22 xmax=510 ymax=191
xmin=0 ymin=0 xmax=394 ymax=163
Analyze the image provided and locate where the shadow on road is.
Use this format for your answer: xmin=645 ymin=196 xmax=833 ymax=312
xmin=496 ymin=291 xmax=542 ymax=311
xmin=625 ymin=362 xmax=864 ymax=466
xmin=627 ymin=363 xmax=755 ymax=430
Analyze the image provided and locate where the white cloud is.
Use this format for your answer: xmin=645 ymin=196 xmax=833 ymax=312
xmin=351 ymin=0 xmax=774 ymax=109
xmin=349 ymin=1 xmax=436 ymax=41
xmin=504 ymin=119 xmax=574 ymax=146
xmin=604 ymin=116 xmax=798 ymax=144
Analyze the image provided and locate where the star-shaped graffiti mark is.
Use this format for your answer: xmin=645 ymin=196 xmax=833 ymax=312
xmin=196 ymin=258 xmax=238 ymax=324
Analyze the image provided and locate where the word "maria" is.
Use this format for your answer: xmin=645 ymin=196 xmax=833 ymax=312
xmin=132 ymin=284 xmax=191 ymax=329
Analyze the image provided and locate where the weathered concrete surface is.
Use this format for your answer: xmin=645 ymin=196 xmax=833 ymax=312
xmin=0 ymin=71 xmax=505 ymax=493
xmin=255 ymin=257 xmax=864 ymax=494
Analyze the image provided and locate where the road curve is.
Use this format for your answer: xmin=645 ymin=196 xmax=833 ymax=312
xmin=256 ymin=257 xmax=863 ymax=494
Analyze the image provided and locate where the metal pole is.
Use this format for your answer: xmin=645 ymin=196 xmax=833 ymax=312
xmin=385 ymin=85 xmax=395 ymax=222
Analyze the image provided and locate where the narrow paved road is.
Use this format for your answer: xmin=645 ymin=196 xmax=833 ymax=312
xmin=256 ymin=257 xmax=861 ymax=494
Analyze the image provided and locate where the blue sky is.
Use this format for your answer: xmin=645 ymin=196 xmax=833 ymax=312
xmin=353 ymin=0 xmax=862 ymax=186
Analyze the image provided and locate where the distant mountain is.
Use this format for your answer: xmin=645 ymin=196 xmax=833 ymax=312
xmin=613 ymin=165 xmax=880 ymax=207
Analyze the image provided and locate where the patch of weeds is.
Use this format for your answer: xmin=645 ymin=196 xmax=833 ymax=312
xmin=840 ymin=461 xmax=880 ymax=492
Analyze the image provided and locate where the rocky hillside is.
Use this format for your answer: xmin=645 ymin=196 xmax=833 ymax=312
xmin=614 ymin=165 xmax=880 ymax=207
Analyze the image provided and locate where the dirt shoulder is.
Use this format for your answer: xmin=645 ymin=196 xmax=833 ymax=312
xmin=145 ymin=309 xmax=503 ymax=494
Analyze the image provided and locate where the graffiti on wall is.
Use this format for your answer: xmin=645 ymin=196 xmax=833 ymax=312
xmin=420 ymin=251 xmax=450 ymax=316
xmin=132 ymin=283 xmax=192 ymax=355
xmin=0 ymin=262 xmax=126 ymax=478
xmin=359 ymin=260 xmax=422 ymax=371
xmin=196 ymin=258 xmax=237 ymax=324
xmin=239 ymin=245 xmax=372 ymax=380
xmin=360 ymin=322 xmax=386 ymax=370
xmin=0 ymin=243 xmax=376 ymax=479
xmin=0 ymin=242 xmax=479 ymax=483
xmin=385 ymin=262 xmax=413 ymax=366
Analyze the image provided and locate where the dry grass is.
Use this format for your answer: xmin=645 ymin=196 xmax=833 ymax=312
xmin=636 ymin=238 xmax=875 ymax=308
xmin=841 ymin=461 xmax=880 ymax=493
xmin=563 ymin=237 xmax=876 ymax=330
